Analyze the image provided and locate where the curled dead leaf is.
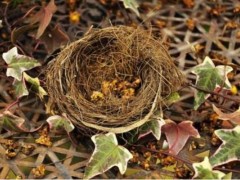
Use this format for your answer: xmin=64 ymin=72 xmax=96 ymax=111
xmin=31 ymin=165 xmax=46 ymax=179
xmin=35 ymin=135 xmax=52 ymax=147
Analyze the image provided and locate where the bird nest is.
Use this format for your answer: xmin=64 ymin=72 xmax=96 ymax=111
xmin=46 ymin=26 xmax=184 ymax=134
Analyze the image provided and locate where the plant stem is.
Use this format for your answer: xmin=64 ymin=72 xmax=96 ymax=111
xmin=188 ymin=82 xmax=240 ymax=103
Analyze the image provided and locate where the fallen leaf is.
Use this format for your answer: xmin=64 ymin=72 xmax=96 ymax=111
xmin=5 ymin=148 xmax=18 ymax=159
xmin=11 ymin=24 xmax=37 ymax=44
xmin=186 ymin=18 xmax=196 ymax=30
xmin=29 ymin=0 xmax=57 ymax=39
xmin=46 ymin=114 xmax=75 ymax=133
xmin=39 ymin=24 xmax=69 ymax=53
xmin=2 ymin=47 xmax=41 ymax=81
xmin=191 ymin=56 xmax=233 ymax=109
xmin=193 ymin=157 xmax=226 ymax=179
xmin=23 ymin=72 xmax=47 ymax=99
xmin=84 ymin=132 xmax=133 ymax=179
xmin=31 ymin=165 xmax=46 ymax=179
xmin=20 ymin=144 xmax=35 ymax=155
xmin=138 ymin=119 xmax=165 ymax=140
xmin=13 ymin=79 xmax=29 ymax=98
xmin=210 ymin=6 xmax=226 ymax=16
xmin=183 ymin=0 xmax=194 ymax=8
xmin=209 ymin=126 xmax=240 ymax=167
xmin=162 ymin=120 xmax=200 ymax=155
xmin=0 ymin=111 xmax=28 ymax=132
xmin=35 ymin=134 xmax=52 ymax=147
xmin=120 ymin=0 xmax=140 ymax=16
xmin=213 ymin=104 xmax=240 ymax=125
xmin=165 ymin=92 xmax=181 ymax=105
xmin=0 ymin=111 xmax=42 ymax=133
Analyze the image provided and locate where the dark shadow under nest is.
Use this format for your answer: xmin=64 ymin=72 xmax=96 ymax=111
xmin=46 ymin=25 xmax=184 ymax=134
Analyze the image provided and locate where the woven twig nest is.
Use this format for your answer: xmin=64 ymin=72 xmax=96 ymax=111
xmin=46 ymin=26 xmax=184 ymax=134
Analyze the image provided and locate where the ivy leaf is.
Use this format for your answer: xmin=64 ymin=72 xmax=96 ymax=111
xmin=213 ymin=104 xmax=240 ymax=125
xmin=191 ymin=56 xmax=233 ymax=109
xmin=0 ymin=111 xmax=43 ymax=133
xmin=120 ymin=0 xmax=140 ymax=16
xmin=46 ymin=114 xmax=74 ymax=133
xmin=193 ymin=157 xmax=226 ymax=179
xmin=209 ymin=126 xmax=240 ymax=167
xmin=13 ymin=80 xmax=29 ymax=98
xmin=23 ymin=72 xmax=47 ymax=99
xmin=162 ymin=120 xmax=200 ymax=155
xmin=165 ymin=92 xmax=181 ymax=105
xmin=2 ymin=47 xmax=41 ymax=81
xmin=84 ymin=132 xmax=133 ymax=179
xmin=0 ymin=111 xmax=29 ymax=132
xmin=29 ymin=0 xmax=57 ymax=39
xmin=138 ymin=119 xmax=165 ymax=140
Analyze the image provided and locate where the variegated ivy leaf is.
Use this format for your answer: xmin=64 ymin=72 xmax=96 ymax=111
xmin=2 ymin=47 xmax=41 ymax=81
xmin=84 ymin=133 xmax=133 ymax=179
xmin=23 ymin=72 xmax=47 ymax=99
xmin=0 ymin=111 xmax=42 ymax=133
xmin=210 ymin=126 xmax=240 ymax=167
xmin=120 ymin=0 xmax=140 ymax=16
xmin=13 ymin=80 xmax=29 ymax=98
xmin=46 ymin=114 xmax=75 ymax=133
xmin=191 ymin=56 xmax=232 ymax=110
xmin=193 ymin=157 xmax=226 ymax=179
xmin=138 ymin=119 xmax=165 ymax=140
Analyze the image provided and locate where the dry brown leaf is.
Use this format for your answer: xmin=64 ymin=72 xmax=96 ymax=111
xmin=29 ymin=0 xmax=57 ymax=39
xmin=91 ymin=91 xmax=104 ymax=101
xmin=233 ymin=6 xmax=240 ymax=14
xmin=237 ymin=31 xmax=240 ymax=39
xmin=21 ymin=144 xmax=35 ymax=155
xmin=209 ymin=6 xmax=225 ymax=16
xmin=32 ymin=165 xmax=46 ymax=179
xmin=5 ymin=148 xmax=17 ymax=159
xmin=186 ymin=18 xmax=196 ymax=31
xmin=35 ymin=135 xmax=52 ymax=147
xmin=212 ymin=104 xmax=240 ymax=125
xmin=225 ymin=21 xmax=239 ymax=30
xmin=183 ymin=0 xmax=194 ymax=8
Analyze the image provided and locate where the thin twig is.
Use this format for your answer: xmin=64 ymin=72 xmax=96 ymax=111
xmin=188 ymin=82 xmax=240 ymax=103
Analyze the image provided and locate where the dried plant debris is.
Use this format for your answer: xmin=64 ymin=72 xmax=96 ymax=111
xmin=31 ymin=165 xmax=46 ymax=179
xmin=35 ymin=126 xmax=52 ymax=147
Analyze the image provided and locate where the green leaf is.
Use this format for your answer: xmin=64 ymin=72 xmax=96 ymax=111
xmin=84 ymin=132 xmax=133 ymax=179
xmin=23 ymin=72 xmax=47 ymax=99
xmin=223 ymin=172 xmax=232 ymax=180
xmin=13 ymin=80 xmax=29 ymax=98
xmin=120 ymin=0 xmax=140 ymax=16
xmin=0 ymin=111 xmax=28 ymax=132
xmin=192 ymin=56 xmax=233 ymax=109
xmin=46 ymin=114 xmax=75 ymax=133
xmin=193 ymin=157 xmax=226 ymax=179
xmin=138 ymin=119 xmax=165 ymax=140
xmin=165 ymin=92 xmax=181 ymax=105
xmin=209 ymin=126 xmax=240 ymax=167
xmin=2 ymin=47 xmax=41 ymax=81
